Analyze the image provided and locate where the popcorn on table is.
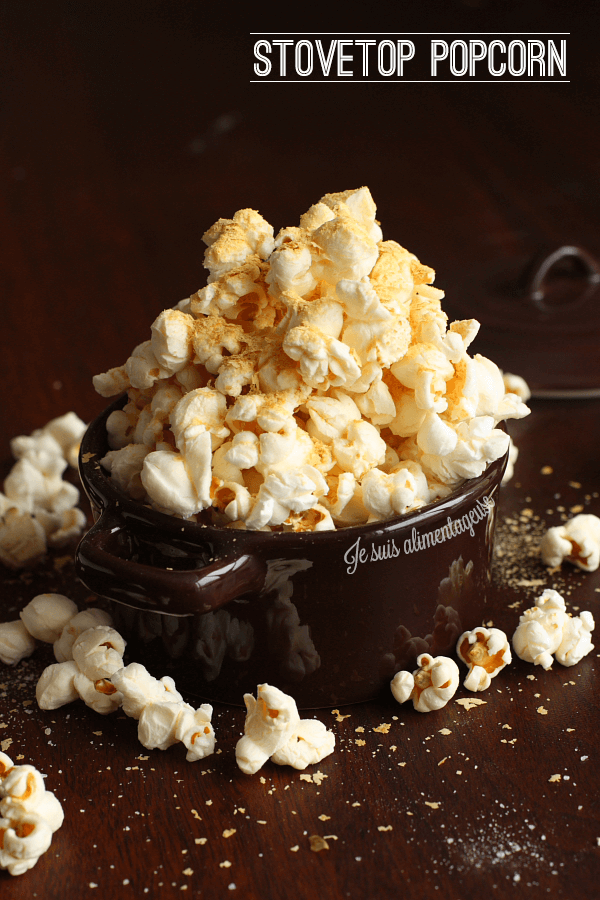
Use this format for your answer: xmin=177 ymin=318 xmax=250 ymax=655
xmin=0 ymin=751 xmax=64 ymax=876
xmin=540 ymin=513 xmax=600 ymax=573
xmin=37 ymin=625 xmax=126 ymax=715
xmin=390 ymin=654 xmax=460 ymax=712
xmin=111 ymin=662 xmax=216 ymax=762
xmin=235 ymin=683 xmax=335 ymax=774
xmin=0 ymin=593 xmax=97 ymax=667
xmin=456 ymin=627 xmax=511 ymax=691
xmin=0 ymin=412 xmax=87 ymax=568
xmin=512 ymin=589 xmax=595 ymax=669
xmin=93 ymin=187 xmax=530 ymax=531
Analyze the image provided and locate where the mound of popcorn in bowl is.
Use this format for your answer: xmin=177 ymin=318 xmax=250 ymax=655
xmin=93 ymin=187 xmax=529 ymax=531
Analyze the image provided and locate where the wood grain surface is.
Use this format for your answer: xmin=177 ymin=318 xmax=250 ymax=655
xmin=1 ymin=4 xmax=599 ymax=898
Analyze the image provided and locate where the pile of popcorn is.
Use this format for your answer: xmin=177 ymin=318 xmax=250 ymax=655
xmin=0 ymin=412 xmax=87 ymax=567
xmin=0 ymin=752 xmax=63 ymax=876
xmin=93 ymin=187 xmax=530 ymax=531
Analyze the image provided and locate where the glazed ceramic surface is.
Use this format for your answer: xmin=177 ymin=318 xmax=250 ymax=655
xmin=76 ymin=398 xmax=508 ymax=708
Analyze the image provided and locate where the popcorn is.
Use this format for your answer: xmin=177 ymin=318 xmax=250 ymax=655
xmin=271 ymin=718 xmax=336 ymax=769
xmin=36 ymin=660 xmax=82 ymax=710
xmin=512 ymin=589 xmax=595 ymax=669
xmin=0 ymin=413 xmax=87 ymax=568
xmin=235 ymin=683 xmax=335 ymax=774
xmin=0 ymin=507 xmax=47 ymax=569
xmin=502 ymin=371 xmax=531 ymax=402
xmin=502 ymin=436 xmax=519 ymax=485
xmin=456 ymin=627 xmax=511 ymax=691
xmin=19 ymin=594 xmax=78 ymax=643
xmin=94 ymin=188 xmax=530 ymax=531
xmin=390 ymin=653 xmax=460 ymax=712
xmin=540 ymin=514 xmax=600 ymax=572
xmin=111 ymin=663 xmax=215 ymax=761
xmin=0 ymin=752 xmax=64 ymax=876
xmin=110 ymin=662 xmax=184 ymax=719
xmin=361 ymin=461 xmax=430 ymax=520
xmin=0 ymin=621 xmax=36 ymax=666
xmin=37 ymin=625 xmax=126 ymax=714
xmin=71 ymin=626 xmax=126 ymax=681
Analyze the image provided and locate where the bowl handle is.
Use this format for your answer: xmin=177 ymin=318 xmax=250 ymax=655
xmin=75 ymin=507 xmax=267 ymax=616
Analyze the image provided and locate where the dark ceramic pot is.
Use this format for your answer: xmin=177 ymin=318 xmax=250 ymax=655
xmin=76 ymin=398 xmax=507 ymax=708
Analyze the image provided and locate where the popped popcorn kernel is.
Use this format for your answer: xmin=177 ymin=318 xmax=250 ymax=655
xmin=94 ymin=188 xmax=529 ymax=531
xmin=540 ymin=514 xmax=600 ymax=572
xmin=456 ymin=627 xmax=511 ymax=691
xmin=0 ymin=751 xmax=64 ymax=876
xmin=390 ymin=654 xmax=459 ymax=712
xmin=236 ymin=683 xmax=334 ymax=774
xmin=512 ymin=589 xmax=595 ymax=669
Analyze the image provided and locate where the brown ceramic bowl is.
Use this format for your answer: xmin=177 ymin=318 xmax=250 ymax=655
xmin=76 ymin=397 xmax=508 ymax=709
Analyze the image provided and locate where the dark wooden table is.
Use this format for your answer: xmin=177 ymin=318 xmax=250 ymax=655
xmin=2 ymin=4 xmax=599 ymax=898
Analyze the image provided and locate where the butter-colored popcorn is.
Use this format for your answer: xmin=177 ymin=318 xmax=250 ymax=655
xmin=332 ymin=419 xmax=387 ymax=479
xmin=95 ymin=187 xmax=530 ymax=531
xmin=245 ymin=466 xmax=328 ymax=530
xmin=390 ymin=653 xmax=460 ymax=712
xmin=71 ymin=625 xmax=126 ymax=681
xmin=418 ymin=416 xmax=510 ymax=486
xmin=456 ymin=627 xmax=511 ymax=691
xmin=0 ymin=620 xmax=37 ymax=666
xmin=73 ymin=672 xmax=123 ymax=715
xmin=361 ymin=461 xmax=430 ymax=520
xmin=540 ymin=514 xmax=600 ymax=572
xmin=0 ymin=506 xmax=47 ymax=569
xmin=53 ymin=608 xmax=112 ymax=662
xmin=150 ymin=308 xmax=195 ymax=373
xmin=202 ymin=210 xmax=274 ymax=282
xmin=111 ymin=663 xmax=215 ymax=761
xmin=0 ymin=764 xmax=46 ymax=808
xmin=138 ymin=701 xmax=186 ymax=750
xmin=110 ymin=662 xmax=184 ymax=719
xmin=283 ymin=324 xmax=361 ymax=390
xmin=36 ymin=507 xmax=88 ymax=548
xmin=511 ymin=589 xmax=595 ymax=670
xmin=173 ymin=705 xmax=216 ymax=762
xmin=4 ymin=458 xmax=78 ymax=516
xmin=0 ymin=808 xmax=53 ymax=875
xmin=512 ymin=589 xmax=567 ymax=669
xmin=11 ymin=412 xmax=86 ymax=472
xmin=36 ymin=660 xmax=80 ymax=709
xmin=502 ymin=371 xmax=531 ymax=402
xmin=141 ymin=449 xmax=206 ymax=517
xmin=554 ymin=611 xmax=595 ymax=667
xmin=9 ymin=432 xmax=66 ymax=481
xmin=99 ymin=444 xmax=150 ymax=501
xmin=0 ymin=753 xmax=64 ymax=876
xmin=92 ymin=364 xmax=131 ymax=399
xmin=235 ymin=683 xmax=301 ymax=775
xmin=271 ymin=718 xmax=336 ymax=769
xmin=37 ymin=624 xmax=124 ymax=714
xmin=311 ymin=211 xmax=379 ymax=284
xmin=0 ymin=413 xmax=86 ymax=568
xmin=19 ymin=594 xmax=78 ymax=644
xmin=236 ymin=683 xmax=335 ymax=774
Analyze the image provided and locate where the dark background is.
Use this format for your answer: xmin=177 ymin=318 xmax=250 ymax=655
xmin=1 ymin=0 xmax=597 ymax=443
xmin=1 ymin=4 xmax=600 ymax=899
